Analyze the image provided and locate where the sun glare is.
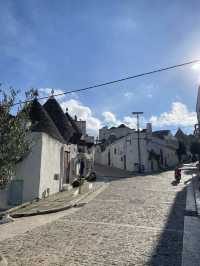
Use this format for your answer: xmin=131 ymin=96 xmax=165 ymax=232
xmin=192 ymin=62 xmax=200 ymax=70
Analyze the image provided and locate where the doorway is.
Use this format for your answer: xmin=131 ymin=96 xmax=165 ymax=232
xmin=64 ymin=151 xmax=70 ymax=183
xmin=108 ymin=150 xmax=111 ymax=166
xmin=123 ymin=155 xmax=126 ymax=170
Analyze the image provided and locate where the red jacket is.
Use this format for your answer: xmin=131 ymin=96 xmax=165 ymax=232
xmin=175 ymin=168 xmax=181 ymax=177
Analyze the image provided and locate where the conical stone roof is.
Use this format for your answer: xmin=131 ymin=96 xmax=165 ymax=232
xmin=43 ymin=97 xmax=74 ymax=143
xmin=29 ymin=98 xmax=64 ymax=143
xmin=65 ymin=112 xmax=82 ymax=144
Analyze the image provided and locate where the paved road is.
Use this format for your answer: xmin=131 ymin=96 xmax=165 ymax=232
xmin=0 ymin=170 xmax=188 ymax=265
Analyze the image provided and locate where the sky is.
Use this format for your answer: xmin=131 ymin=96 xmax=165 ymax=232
xmin=1 ymin=0 xmax=200 ymax=136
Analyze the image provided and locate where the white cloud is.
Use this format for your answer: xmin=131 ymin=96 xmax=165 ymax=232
xmin=39 ymin=88 xmax=65 ymax=100
xmin=149 ymin=102 xmax=197 ymax=127
xmin=61 ymin=99 xmax=102 ymax=136
xmin=69 ymin=92 xmax=79 ymax=99
xmin=123 ymin=116 xmax=137 ymax=128
xmin=102 ymin=111 xmax=121 ymax=126
xmin=102 ymin=101 xmax=195 ymax=132
xmin=102 ymin=111 xmax=137 ymax=129
xmin=124 ymin=92 xmax=133 ymax=98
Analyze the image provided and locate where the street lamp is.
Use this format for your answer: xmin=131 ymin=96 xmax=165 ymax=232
xmin=132 ymin=112 xmax=144 ymax=173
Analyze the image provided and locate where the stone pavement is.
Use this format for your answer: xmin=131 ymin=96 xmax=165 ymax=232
xmin=1 ymin=180 xmax=104 ymax=218
xmin=0 ymin=184 xmax=108 ymax=243
xmin=0 ymin=168 xmax=190 ymax=265
xmin=94 ymin=163 xmax=134 ymax=178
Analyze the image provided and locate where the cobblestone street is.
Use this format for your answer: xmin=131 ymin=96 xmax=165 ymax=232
xmin=0 ymin=169 xmax=188 ymax=265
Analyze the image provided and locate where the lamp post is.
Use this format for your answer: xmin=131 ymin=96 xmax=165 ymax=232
xmin=132 ymin=112 xmax=143 ymax=173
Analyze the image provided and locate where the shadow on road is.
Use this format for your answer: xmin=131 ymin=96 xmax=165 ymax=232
xmin=171 ymin=180 xmax=180 ymax=186
xmin=94 ymin=163 xmax=191 ymax=265
xmin=94 ymin=164 xmax=176 ymax=183
xmin=147 ymin=185 xmax=187 ymax=265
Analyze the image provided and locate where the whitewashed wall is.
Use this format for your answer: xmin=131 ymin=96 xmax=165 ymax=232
xmin=69 ymin=147 xmax=95 ymax=182
xmin=63 ymin=144 xmax=78 ymax=160
xmin=83 ymin=146 xmax=95 ymax=176
xmin=99 ymin=126 xmax=135 ymax=141
xmin=95 ymin=133 xmax=148 ymax=172
xmin=39 ymin=133 xmax=64 ymax=198
xmin=95 ymin=145 xmax=108 ymax=166
xmin=64 ymin=144 xmax=78 ymax=183
xmin=147 ymin=136 xmax=178 ymax=170
xmin=125 ymin=134 xmax=149 ymax=171
xmin=15 ymin=132 xmax=42 ymax=202
xmin=15 ymin=132 xmax=65 ymax=203
xmin=95 ymin=132 xmax=178 ymax=173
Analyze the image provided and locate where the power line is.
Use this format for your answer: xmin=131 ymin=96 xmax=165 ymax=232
xmin=12 ymin=59 xmax=200 ymax=106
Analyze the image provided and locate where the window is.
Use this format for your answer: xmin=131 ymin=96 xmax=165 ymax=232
xmin=54 ymin=174 xmax=59 ymax=180
xmin=114 ymin=148 xmax=117 ymax=154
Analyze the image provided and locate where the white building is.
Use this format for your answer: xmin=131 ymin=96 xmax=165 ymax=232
xmin=74 ymin=117 xmax=86 ymax=135
xmin=73 ymin=115 xmax=95 ymax=144
xmin=95 ymin=124 xmax=178 ymax=172
xmin=99 ymin=124 xmax=135 ymax=141
xmin=43 ymin=97 xmax=95 ymax=183
xmin=0 ymin=97 xmax=95 ymax=209
xmin=15 ymin=132 xmax=64 ymax=203
xmin=0 ymin=99 xmax=66 ymax=208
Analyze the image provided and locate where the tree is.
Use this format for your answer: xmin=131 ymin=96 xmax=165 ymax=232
xmin=176 ymin=141 xmax=186 ymax=162
xmin=0 ymin=88 xmax=31 ymax=189
xmin=190 ymin=141 xmax=200 ymax=161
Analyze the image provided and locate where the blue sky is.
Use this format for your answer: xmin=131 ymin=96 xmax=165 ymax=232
xmin=1 ymin=0 xmax=200 ymax=135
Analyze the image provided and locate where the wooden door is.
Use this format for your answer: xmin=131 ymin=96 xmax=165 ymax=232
xmin=64 ymin=151 xmax=70 ymax=183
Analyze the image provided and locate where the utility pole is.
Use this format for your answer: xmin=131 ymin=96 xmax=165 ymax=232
xmin=132 ymin=112 xmax=144 ymax=173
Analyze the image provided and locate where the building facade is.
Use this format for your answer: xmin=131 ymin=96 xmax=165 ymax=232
xmin=73 ymin=116 xmax=95 ymax=144
xmin=0 ymin=97 xmax=95 ymax=209
xmin=95 ymin=124 xmax=178 ymax=172
xmin=99 ymin=124 xmax=135 ymax=141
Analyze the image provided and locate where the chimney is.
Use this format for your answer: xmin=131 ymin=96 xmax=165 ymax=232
xmin=146 ymin=123 xmax=152 ymax=134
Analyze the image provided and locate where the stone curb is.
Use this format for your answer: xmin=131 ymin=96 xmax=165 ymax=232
xmin=8 ymin=183 xmax=106 ymax=219
xmin=0 ymin=181 xmax=92 ymax=219
xmin=0 ymin=200 xmax=36 ymax=219
xmin=193 ymin=175 xmax=200 ymax=216
xmin=181 ymin=174 xmax=200 ymax=266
